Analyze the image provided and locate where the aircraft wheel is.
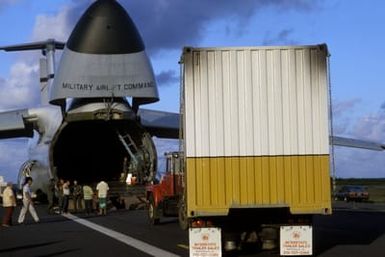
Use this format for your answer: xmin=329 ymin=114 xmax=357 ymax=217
xmin=148 ymin=195 xmax=160 ymax=225
xmin=178 ymin=201 xmax=189 ymax=230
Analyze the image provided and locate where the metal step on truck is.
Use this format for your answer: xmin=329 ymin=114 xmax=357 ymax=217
xmin=147 ymin=44 xmax=332 ymax=256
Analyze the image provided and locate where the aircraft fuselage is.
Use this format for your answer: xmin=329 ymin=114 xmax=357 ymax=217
xmin=24 ymin=98 xmax=157 ymax=196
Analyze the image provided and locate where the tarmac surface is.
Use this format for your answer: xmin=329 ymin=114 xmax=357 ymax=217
xmin=0 ymin=202 xmax=384 ymax=257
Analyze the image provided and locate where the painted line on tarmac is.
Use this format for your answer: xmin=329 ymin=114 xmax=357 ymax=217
xmin=177 ymin=244 xmax=189 ymax=250
xmin=62 ymin=213 xmax=180 ymax=257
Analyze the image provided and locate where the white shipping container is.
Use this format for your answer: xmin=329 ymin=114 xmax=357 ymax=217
xmin=182 ymin=45 xmax=330 ymax=158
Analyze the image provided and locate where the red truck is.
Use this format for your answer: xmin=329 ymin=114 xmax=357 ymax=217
xmin=145 ymin=152 xmax=188 ymax=229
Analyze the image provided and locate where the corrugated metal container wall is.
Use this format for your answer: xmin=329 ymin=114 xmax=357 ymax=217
xmin=182 ymin=45 xmax=331 ymax=217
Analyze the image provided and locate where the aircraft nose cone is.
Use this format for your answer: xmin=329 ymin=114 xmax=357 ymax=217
xmin=51 ymin=0 xmax=159 ymax=106
xmin=66 ymin=0 xmax=144 ymax=54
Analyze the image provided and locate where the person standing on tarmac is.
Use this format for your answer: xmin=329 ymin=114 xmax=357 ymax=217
xmin=72 ymin=180 xmax=83 ymax=213
xmin=62 ymin=181 xmax=70 ymax=214
xmin=56 ymin=179 xmax=64 ymax=213
xmin=2 ymin=182 xmax=16 ymax=227
xmin=96 ymin=180 xmax=109 ymax=215
xmin=18 ymin=177 xmax=40 ymax=224
xmin=47 ymin=178 xmax=56 ymax=214
xmin=82 ymin=184 xmax=94 ymax=215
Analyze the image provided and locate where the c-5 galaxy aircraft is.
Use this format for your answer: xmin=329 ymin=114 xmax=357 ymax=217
xmin=0 ymin=0 xmax=178 ymax=196
xmin=0 ymin=0 xmax=384 ymax=198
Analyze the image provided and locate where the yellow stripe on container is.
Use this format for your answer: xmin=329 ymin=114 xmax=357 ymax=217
xmin=186 ymin=155 xmax=331 ymax=217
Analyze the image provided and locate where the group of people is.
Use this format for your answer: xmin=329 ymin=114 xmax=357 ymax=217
xmin=48 ymin=179 xmax=110 ymax=216
xmin=2 ymin=177 xmax=39 ymax=227
xmin=2 ymin=177 xmax=110 ymax=227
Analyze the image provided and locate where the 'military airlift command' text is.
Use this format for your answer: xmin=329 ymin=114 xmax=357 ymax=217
xmin=62 ymin=82 xmax=155 ymax=91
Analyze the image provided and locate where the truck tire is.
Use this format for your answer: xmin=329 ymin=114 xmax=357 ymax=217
xmin=148 ymin=195 xmax=160 ymax=225
xmin=178 ymin=201 xmax=188 ymax=230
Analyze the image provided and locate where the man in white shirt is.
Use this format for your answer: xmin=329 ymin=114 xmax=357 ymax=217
xmin=2 ymin=182 xmax=16 ymax=227
xmin=96 ymin=181 xmax=109 ymax=215
xmin=18 ymin=177 xmax=40 ymax=224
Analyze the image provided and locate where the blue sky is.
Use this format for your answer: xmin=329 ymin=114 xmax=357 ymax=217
xmin=0 ymin=0 xmax=385 ymax=181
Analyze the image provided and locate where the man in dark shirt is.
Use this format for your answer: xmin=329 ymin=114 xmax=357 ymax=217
xmin=47 ymin=178 xmax=56 ymax=214
xmin=72 ymin=180 xmax=83 ymax=213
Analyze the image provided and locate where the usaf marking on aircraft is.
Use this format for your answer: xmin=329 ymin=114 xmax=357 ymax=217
xmin=0 ymin=0 xmax=383 ymax=198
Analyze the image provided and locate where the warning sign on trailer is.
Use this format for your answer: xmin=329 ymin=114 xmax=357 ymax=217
xmin=189 ymin=227 xmax=222 ymax=257
xmin=280 ymin=225 xmax=313 ymax=256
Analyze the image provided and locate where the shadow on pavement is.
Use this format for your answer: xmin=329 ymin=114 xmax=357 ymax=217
xmin=0 ymin=241 xmax=62 ymax=253
xmin=37 ymin=249 xmax=81 ymax=257
xmin=314 ymin=210 xmax=385 ymax=256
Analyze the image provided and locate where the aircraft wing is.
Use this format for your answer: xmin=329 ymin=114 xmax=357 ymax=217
xmin=137 ymin=110 xmax=385 ymax=149
xmin=138 ymin=109 xmax=179 ymax=138
xmin=0 ymin=109 xmax=36 ymax=139
xmin=331 ymin=136 xmax=385 ymax=151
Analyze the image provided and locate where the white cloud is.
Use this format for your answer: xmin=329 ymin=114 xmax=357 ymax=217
xmin=332 ymin=98 xmax=385 ymax=142
xmin=32 ymin=5 xmax=72 ymax=41
xmin=0 ymin=3 xmax=74 ymax=111
xmin=332 ymin=98 xmax=361 ymax=135
xmin=0 ymin=139 xmax=28 ymax=182
xmin=0 ymin=61 xmax=39 ymax=110
xmin=351 ymin=111 xmax=385 ymax=141
xmin=333 ymin=100 xmax=385 ymax=178
xmin=332 ymin=98 xmax=361 ymax=118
